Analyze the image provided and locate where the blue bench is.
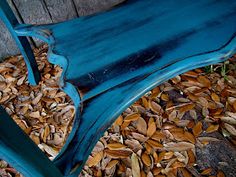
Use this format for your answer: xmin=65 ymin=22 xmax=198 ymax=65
xmin=1 ymin=0 xmax=236 ymax=176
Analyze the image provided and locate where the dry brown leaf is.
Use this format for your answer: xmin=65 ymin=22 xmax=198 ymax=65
xmin=137 ymin=117 xmax=147 ymax=135
xmin=220 ymin=116 xmax=236 ymax=125
xmin=107 ymin=143 xmax=126 ymax=150
xmin=164 ymin=142 xmax=194 ymax=151
xmin=201 ymin=168 xmax=212 ymax=175
xmin=141 ymin=153 xmax=151 ymax=167
xmin=187 ymin=150 xmax=195 ymax=165
xmin=161 ymin=93 xmax=169 ymax=101
xmin=147 ymin=121 xmax=156 ymax=137
xmin=206 ymin=124 xmax=219 ymax=133
xmin=183 ymin=131 xmax=196 ymax=144
xmin=105 ymin=149 xmax=132 ymax=158
xmin=197 ymin=75 xmax=211 ymax=87
xmin=106 ymin=160 xmax=119 ymax=169
xmin=217 ymin=171 xmax=225 ymax=177
xmin=41 ymin=124 xmax=50 ymax=143
xmin=178 ymin=168 xmax=192 ymax=177
xmin=179 ymin=104 xmax=195 ymax=113
xmin=192 ymin=122 xmax=202 ymax=137
xmin=224 ymin=123 xmax=236 ymax=136
xmin=141 ymin=97 xmax=149 ymax=109
xmin=29 ymin=111 xmax=41 ymax=118
xmin=87 ymin=151 xmax=103 ymax=167
xmin=163 ymin=151 xmax=174 ymax=160
xmin=151 ymin=131 xmax=166 ymax=142
xmin=32 ymin=93 xmax=43 ymax=105
xmin=131 ymin=153 xmax=141 ymax=177
xmin=146 ymin=139 xmax=163 ymax=149
xmin=124 ymin=113 xmax=140 ymax=122
xmin=149 ymin=100 xmax=162 ymax=114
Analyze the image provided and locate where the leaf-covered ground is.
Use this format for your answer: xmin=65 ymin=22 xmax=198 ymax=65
xmin=0 ymin=46 xmax=235 ymax=177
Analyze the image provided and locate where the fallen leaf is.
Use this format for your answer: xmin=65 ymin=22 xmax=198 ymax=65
xmin=105 ymin=149 xmax=132 ymax=158
xmin=141 ymin=153 xmax=151 ymax=167
xmin=131 ymin=153 xmax=141 ymax=177
xmin=87 ymin=151 xmax=103 ymax=167
xmin=206 ymin=124 xmax=219 ymax=133
xmin=201 ymin=168 xmax=212 ymax=175
xmin=192 ymin=122 xmax=202 ymax=137
xmin=137 ymin=117 xmax=147 ymax=135
xmin=124 ymin=113 xmax=140 ymax=122
xmin=164 ymin=142 xmax=194 ymax=151
xmin=107 ymin=143 xmax=126 ymax=150
xmin=147 ymin=122 xmax=156 ymax=137
xmin=106 ymin=160 xmax=119 ymax=169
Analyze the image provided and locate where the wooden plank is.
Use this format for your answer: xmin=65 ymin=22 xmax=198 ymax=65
xmin=12 ymin=0 xmax=52 ymax=46
xmin=0 ymin=20 xmax=19 ymax=60
xmin=13 ymin=0 xmax=52 ymax=25
xmin=73 ymin=0 xmax=126 ymax=16
xmin=43 ymin=0 xmax=78 ymax=23
xmin=0 ymin=0 xmax=21 ymax=60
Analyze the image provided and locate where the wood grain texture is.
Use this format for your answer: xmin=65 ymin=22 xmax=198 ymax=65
xmin=0 ymin=0 xmax=125 ymax=59
xmin=43 ymin=0 xmax=78 ymax=23
xmin=73 ymin=0 xmax=126 ymax=16
xmin=0 ymin=20 xmax=19 ymax=59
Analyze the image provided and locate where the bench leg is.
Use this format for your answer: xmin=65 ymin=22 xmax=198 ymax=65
xmin=0 ymin=106 xmax=63 ymax=177
xmin=16 ymin=37 xmax=41 ymax=85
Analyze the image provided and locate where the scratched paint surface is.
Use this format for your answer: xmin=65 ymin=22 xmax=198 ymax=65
xmin=1 ymin=0 xmax=236 ymax=176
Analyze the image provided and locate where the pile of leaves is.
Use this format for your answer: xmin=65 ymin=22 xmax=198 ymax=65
xmin=0 ymin=46 xmax=235 ymax=177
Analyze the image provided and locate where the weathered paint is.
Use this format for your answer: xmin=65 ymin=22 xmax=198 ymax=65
xmin=1 ymin=0 xmax=236 ymax=176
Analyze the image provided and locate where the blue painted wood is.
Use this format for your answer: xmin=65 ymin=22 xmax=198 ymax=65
xmin=0 ymin=0 xmax=40 ymax=85
xmin=1 ymin=0 xmax=236 ymax=176
xmin=0 ymin=106 xmax=64 ymax=177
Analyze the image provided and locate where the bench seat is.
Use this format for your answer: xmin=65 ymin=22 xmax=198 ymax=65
xmin=16 ymin=0 xmax=236 ymax=100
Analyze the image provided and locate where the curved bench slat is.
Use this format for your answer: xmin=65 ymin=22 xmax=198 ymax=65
xmin=53 ymin=35 xmax=236 ymax=176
